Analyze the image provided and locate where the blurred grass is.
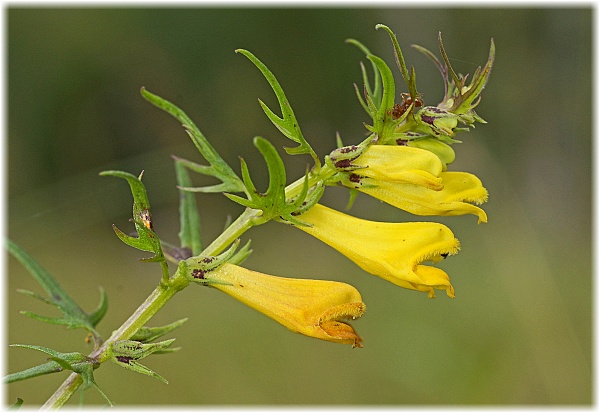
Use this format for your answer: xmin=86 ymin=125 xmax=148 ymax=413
xmin=7 ymin=7 xmax=592 ymax=406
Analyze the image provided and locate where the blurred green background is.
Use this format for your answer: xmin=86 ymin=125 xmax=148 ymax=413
xmin=7 ymin=7 xmax=592 ymax=406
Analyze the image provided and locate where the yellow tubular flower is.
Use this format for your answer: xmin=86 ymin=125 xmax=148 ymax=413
xmin=296 ymin=204 xmax=460 ymax=298
xmin=358 ymin=171 xmax=489 ymax=224
xmin=353 ymin=145 xmax=444 ymax=190
xmin=205 ymin=263 xmax=366 ymax=347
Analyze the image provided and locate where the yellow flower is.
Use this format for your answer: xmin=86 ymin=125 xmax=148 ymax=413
xmin=358 ymin=171 xmax=489 ymax=224
xmin=348 ymin=145 xmax=444 ymax=190
xmin=205 ymin=263 xmax=366 ymax=347
xmin=341 ymin=145 xmax=488 ymax=223
xmin=296 ymin=204 xmax=460 ymax=298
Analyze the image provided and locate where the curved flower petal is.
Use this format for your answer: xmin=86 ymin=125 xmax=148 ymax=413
xmin=297 ymin=204 xmax=460 ymax=298
xmin=358 ymin=171 xmax=488 ymax=223
xmin=206 ymin=263 xmax=366 ymax=347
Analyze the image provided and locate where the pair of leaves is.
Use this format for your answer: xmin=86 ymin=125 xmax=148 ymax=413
xmin=6 ymin=240 xmax=107 ymax=344
xmin=142 ymin=49 xmax=322 ymax=232
xmin=224 ymin=137 xmax=323 ymax=227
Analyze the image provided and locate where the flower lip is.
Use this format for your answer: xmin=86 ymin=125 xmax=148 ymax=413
xmin=357 ymin=171 xmax=488 ymax=223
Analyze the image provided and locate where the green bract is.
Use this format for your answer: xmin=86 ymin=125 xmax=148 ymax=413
xmin=109 ymin=339 xmax=178 ymax=384
xmin=224 ymin=137 xmax=323 ymax=227
xmin=236 ymin=49 xmax=321 ymax=168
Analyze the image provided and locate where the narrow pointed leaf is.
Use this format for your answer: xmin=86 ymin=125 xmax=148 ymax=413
xmin=239 ymin=157 xmax=259 ymax=197
xmin=368 ymin=54 xmax=395 ymax=117
xmin=100 ymin=170 xmax=170 ymax=280
xmin=223 ymin=192 xmax=258 ymax=209
xmin=4 ymin=360 xmax=63 ymax=383
xmin=236 ymin=49 xmax=319 ymax=166
xmin=438 ymin=32 xmax=462 ymax=90
xmin=175 ymin=160 xmax=202 ymax=256
xmin=228 ymin=240 xmax=253 ymax=266
xmin=346 ymin=38 xmax=381 ymax=104
xmin=353 ymin=82 xmax=370 ymax=114
xmin=7 ymin=240 xmax=103 ymax=336
xmin=16 ymin=289 xmax=54 ymax=305
xmin=9 ymin=398 xmax=24 ymax=409
xmin=88 ymin=287 xmax=108 ymax=327
xmin=254 ymin=137 xmax=286 ymax=205
xmin=130 ymin=318 xmax=189 ymax=343
xmin=376 ymin=24 xmax=420 ymax=100
xmin=111 ymin=224 xmax=154 ymax=252
xmin=118 ymin=360 xmax=169 ymax=384
xmin=19 ymin=311 xmax=78 ymax=327
xmin=141 ymin=88 xmax=245 ymax=193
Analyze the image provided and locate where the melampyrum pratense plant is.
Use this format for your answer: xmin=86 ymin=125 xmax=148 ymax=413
xmin=6 ymin=24 xmax=494 ymax=408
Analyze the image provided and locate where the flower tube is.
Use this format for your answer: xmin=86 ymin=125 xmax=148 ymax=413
xmin=358 ymin=146 xmax=443 ymax=189
xmin=203 ymin=263 xmax=366 ymax=347
xmin=296 ymin=204 xmax=460 ymax=298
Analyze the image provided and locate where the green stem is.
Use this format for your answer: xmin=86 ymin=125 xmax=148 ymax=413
xmin=202 ymin=207 xmax=260 ymax=256
xmin=41 ymin=160 xmax=335 ymax=409
xmin=284 ymin=162 xmax=336 ymax=199
xmin=41 ymin=273 xmax=189 ymax=409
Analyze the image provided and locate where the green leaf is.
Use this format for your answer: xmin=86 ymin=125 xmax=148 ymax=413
xmin=6 ymin=240 xmax=106 ymax=340
xmin=449 ymin=37 xmax=495 ymax=115
xmin=9 ymin=398 xmax=24 ymax=409
xmin=437 ymin=32 xmax=462 ymax=93
xmin=183 ymin=239 xmax=242 ymax=285
xmin=87 ymin=287 xmax=108 ymax=327
xmin=141 ymin=88 xmax=245 ymax=194
xmin=375 ymin=24 xmax=419 ymax=98
xmin=4 ymin=360 xmax=63 ymax=383
xmin=346 ymin=38 xmax=382 ymax=107
xmin=174 ymin=158 xmax=202 ymax=256
xmin=365 ymin=54 xmax=396 ymax=141
xmin=224 ymin=137 xmax=285 ymax=221
xmin=100 ymin=170 xmax=170 ymax=282
xmin=6 ymin=345 xmax=112 ymax=406
xmin=228 ymin=240 xmax=253 ymax=266
xmin=225 ymin=137 xmax=324 ymax=227
xmin=130 ymin=318 xmax=188 ymax=343
xmin=109 ymin=339 xmax=177 ymax=384
xmin=236 ymin=49 xmax=320 ymax=167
